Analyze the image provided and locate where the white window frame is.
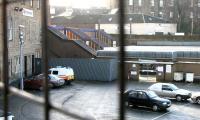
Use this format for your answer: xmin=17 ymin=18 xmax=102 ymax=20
xmin=8 ymin=17 xmax=13 ymax=41
xmin=198 ymin=0 xmax=200 ymax=7
xmin=150 ymin=0 xmax=154 ymax=6
xmin=159 ymin=11 xmax=163 ymax=17
xmin=190 ymin=12 xmax=193 ymax=19
xmin=159 ymin=0 xmax=163 ymax=7
xmin=37 ymin=0 xmax=40 ymax=9
xmin=169 ymin=12 xmax=173 ymax=18
xmin=30 ymin=0 xmax=33 ymax=7
xmin=129 ymin=0 xmax=133 ymax=6
xmin=138 ymin=0 xmax=142 ymax=6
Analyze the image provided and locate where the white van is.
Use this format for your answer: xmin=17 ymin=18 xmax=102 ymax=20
xmin=48 ymin=66 xmax=75 ymax=84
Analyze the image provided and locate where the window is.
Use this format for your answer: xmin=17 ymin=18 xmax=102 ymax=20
xmin=138 ymin=92 xmax=147 ymax=99
xmin=159 ymin=0 xmax=163 ymax=7
xmin=169 ymin=0 xmax=174 ymax=6
xmin=30 ymin=0 xmax=33 ymax=7
xmin=37 ymin=0 xmax=40 ymax=9
xmin=129 ymin=0 xmax=133 ymax=6
xmin=170 ymin=12 xmax=173 ymax=18
xmin=190 ymin=12 xmax=193 ymax=19
xmin=162 ymin=85 xmax=170 ymax=90
xmin=198 ymin=0 xmax=200 ymax=7
xmin=151 ymin=12 xmax=155 ymax=16
xmin=138 ymin=0 xmax=142 ymax=6
xmin=129 ymin=91 xmax=137 ymax=98
xmin=8 ymin=17 xmax=13 ymax=41
xmin=150 ymin=0 xmax=154 ymax=6
xmin=159 ymin=11 xmax=163 ymax=17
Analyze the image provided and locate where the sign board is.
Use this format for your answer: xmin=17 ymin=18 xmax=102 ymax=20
xmin=23 ymin=8 xmax=33 ymax=17
xmin=166 ymin=65 xmax=171 ymax=73
xmin=157 ymin=66 xmax=163 ymax=72
xmin=131 ymin=71 xmax=137 ymax=75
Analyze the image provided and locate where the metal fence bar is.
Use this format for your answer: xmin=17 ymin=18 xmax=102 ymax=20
xmin=2 ymin=0 xmax=9 ymax=119
xmin=118 ymin=0 xmax=126 ymax=120
xmin=41 ymin=0 xmax=50 ymax=119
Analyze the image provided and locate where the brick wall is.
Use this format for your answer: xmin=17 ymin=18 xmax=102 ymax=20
xmin=5 ymin=1 xmax=42 ymax=81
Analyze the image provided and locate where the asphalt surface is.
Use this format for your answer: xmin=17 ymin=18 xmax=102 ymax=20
xmin=0 ymin=80 xmax=200 ymax=120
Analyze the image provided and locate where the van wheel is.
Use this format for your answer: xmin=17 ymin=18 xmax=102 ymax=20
xmin=152 ymin=105 xmax=158 ymax=111
xmin=176 ymin=95 xmax=182 ymax=102
xmin=65 ymin=81 xmax=71 ymax=85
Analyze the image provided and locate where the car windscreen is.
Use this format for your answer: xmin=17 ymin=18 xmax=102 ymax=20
xmin=146 ymin=91 xmax=158 ymax=98
xmin=169 ymin=84 xmax=179 ymax=90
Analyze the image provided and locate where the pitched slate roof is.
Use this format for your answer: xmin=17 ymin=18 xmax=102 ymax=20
xmin=98 ymin=14 xmax=169 ymax=24
xmin=51 ymin=13 xmax=170 ymax=25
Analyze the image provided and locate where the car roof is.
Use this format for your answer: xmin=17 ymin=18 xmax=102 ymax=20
xmin=152 ymin=83 xmax=174 ymax=86
xmin=126 ymin=89 xmax=150 ymax=93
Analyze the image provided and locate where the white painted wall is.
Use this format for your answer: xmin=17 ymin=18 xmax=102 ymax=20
xmin=96 ymin=23 xmax=177 ymax=35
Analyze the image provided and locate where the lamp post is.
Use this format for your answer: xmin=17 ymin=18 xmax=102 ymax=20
xmin=19 ymin=25 xmax=24 ymax=90
xmin=129 ymin=17 xmax=132 ymax=39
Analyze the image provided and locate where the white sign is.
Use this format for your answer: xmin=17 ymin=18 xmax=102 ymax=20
xmin=166 ymin=65 xmax=171 ymax=73
xmin=131 ymin=71 xmax=137 ymax=75
xmin=23 ymin=8 xmax=33 ymax=17
xmin=132 ymin=64 xmax=136 ymax=67
xmin=157 ymin=66 xmax=163 ymax=72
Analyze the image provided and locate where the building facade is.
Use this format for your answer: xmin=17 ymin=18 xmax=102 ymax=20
xmin=6 ymin=0 xmax=42 ymax=82
xmin=124 ymin=0 xmax=200 ymax=34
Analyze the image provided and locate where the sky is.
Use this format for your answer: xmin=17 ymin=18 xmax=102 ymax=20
xmin=49 ymin=0 xmax=107 ymax=9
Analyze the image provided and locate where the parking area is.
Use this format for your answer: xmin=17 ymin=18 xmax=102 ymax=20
xmin=1 ymin=80 xmax=200 ymax=120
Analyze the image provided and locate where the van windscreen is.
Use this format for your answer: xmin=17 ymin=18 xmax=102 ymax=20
xmin=52 ymin=71 xmax=58 ymax=75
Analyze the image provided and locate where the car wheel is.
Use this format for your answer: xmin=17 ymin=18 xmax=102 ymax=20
xmin=176 ymin=95 xmax=182 ymax=102
xmin=196 ymin=97 xmax=200 ymax=104
xmin=152 ymin=105 xmax=158 ymax=111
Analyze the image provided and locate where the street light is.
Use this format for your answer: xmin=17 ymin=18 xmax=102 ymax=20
xmin=19 ymin=25 xmax=24 ymax=90
xmin=129 ymin=17 xmax=132 ymax=39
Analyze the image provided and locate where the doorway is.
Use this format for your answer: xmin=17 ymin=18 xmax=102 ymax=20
xmin=139 ymin=64 xmax=157 ymax=82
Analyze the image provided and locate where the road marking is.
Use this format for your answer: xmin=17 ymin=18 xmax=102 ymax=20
xmin=151 ymin=111 xmax=171 ymax=120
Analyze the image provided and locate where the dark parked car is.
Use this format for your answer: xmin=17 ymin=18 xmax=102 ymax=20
xmin=125 ymin=90 xmax=171 ymax=111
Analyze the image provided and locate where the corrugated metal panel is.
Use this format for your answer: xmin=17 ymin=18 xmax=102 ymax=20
xmin=97 ymin=50 xmax=200 ymax=59
xmin=49 ymin=58 xmax=118 ymax=81
xmin=137 ymin=41 xmax=200 ymax=46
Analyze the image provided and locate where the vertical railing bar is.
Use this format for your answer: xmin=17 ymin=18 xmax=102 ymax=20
xmin=41 ymin=0 xmax=50 ymax=119
xmin=118 ymin=0 xmax=126 ymax=120
xmin=2 ymin=0 xmax=9 ymax=120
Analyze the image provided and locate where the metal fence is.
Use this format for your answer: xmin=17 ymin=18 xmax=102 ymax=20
xmin=0 ymin=0 xmax=126 ymax=120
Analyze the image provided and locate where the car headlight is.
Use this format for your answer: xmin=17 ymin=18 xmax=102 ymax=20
xmin=162 ymin=102 xmax=167 ymax=105
xmin=188 ymin=93 xmax=192 ymax=97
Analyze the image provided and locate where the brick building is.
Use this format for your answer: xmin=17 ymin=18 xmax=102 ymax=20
xmin=124 ymin=0 xmax=200 ymax=34
xmin=3 ymin=0 xmax=42 ymax=82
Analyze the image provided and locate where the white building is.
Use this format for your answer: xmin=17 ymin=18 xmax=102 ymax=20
xmin=96 ymin=14 xmax=177 ymax=35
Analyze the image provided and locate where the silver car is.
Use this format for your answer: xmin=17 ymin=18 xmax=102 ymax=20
xmin=191 ymin=92 xmax=200 ymax=104
xmin=148 ymin=83 xmax=192 ymax=101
